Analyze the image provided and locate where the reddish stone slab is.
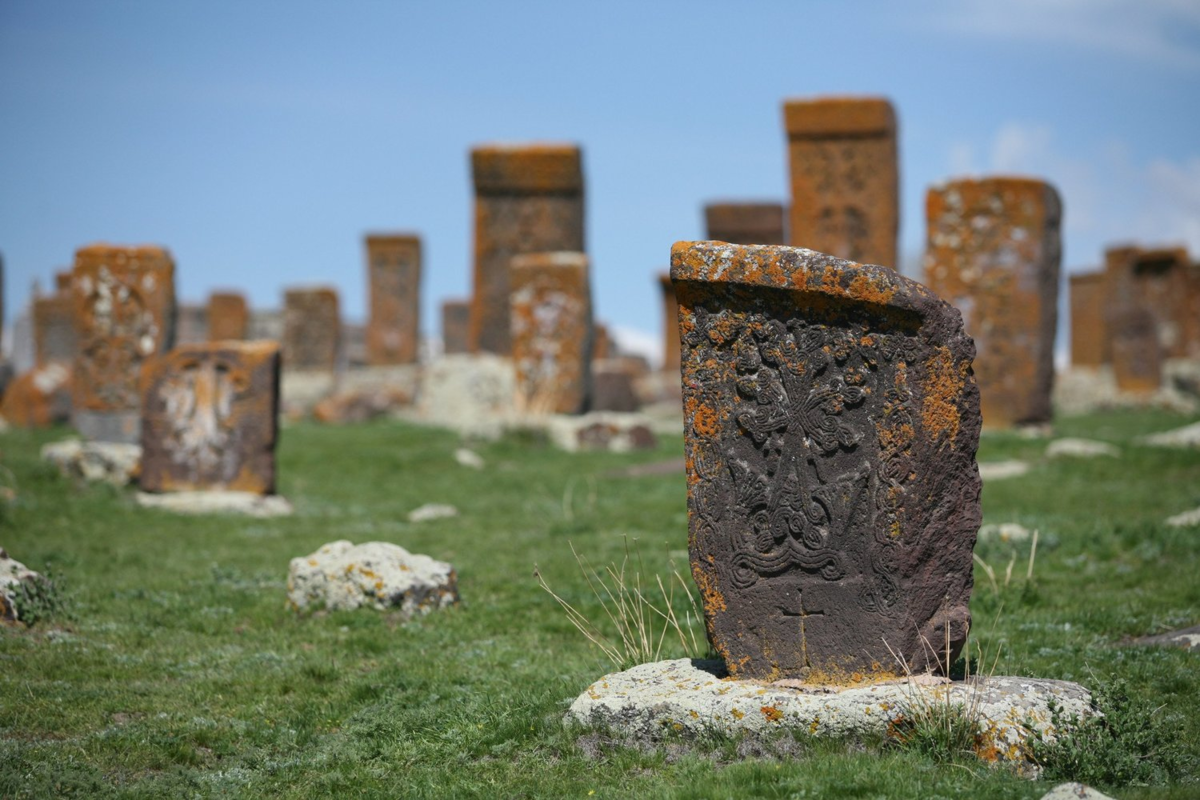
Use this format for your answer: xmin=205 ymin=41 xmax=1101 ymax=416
xmin=0 ymin=364 xmax=72 ymax=428
xmin=1109 ymin=306 xmax=1162 ymax=394
xmin=591 ymin=358 xmax=642 ymax=413
xmin=510 ymin=252 xmax=593 ymax=414
xmin=784 ymin=97 xmax=898 ymax=269
xmin=659 ymin=272 xmax=681 ymax=375
xmin=140 ymin=341 xmax=280 ymax=494
xmin=673 ymin=241 xmax=981 ymax=681
xmin=705 ymin=202 xmax=787 ymax=245
xmin=283 ymin=287 xmax=340 ymax=371
xmin=441 ymin=299 xmax=470 ymax=354
xmin=1110 ymin=247 xmax=1197 ymax=362
xmin=469 ymin=144 xmax=585 ymax=355
xmin=208 ymin=292 xmax=249 ymax=341
xmin=1069 ymin=272 xmax=1106 ymax=368
xmin=365 ymin=234 xmax=421 ymax=365
xmin=924 ymin=177 xmax=1061 ymax=428
xmin=71 ymin=244 xmax=176 ymax=443
xmin=33 ymin=294 xmax=77 ymax=367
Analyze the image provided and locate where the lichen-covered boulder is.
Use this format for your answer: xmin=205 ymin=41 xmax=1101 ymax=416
xmin=287 ymin=540 xmax=458 ymax=617
xmin=41 ymin=439 xmax=141 ymax=486
xmin=1 ymin=548 xmax=49 ymax=625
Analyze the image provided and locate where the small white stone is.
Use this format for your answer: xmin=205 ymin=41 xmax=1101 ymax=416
xmin=978 ymin=523 xmax=1033 ymax=542
xmin=286 ymin=540 xmax=458 ymax=617
xmin=41 ymin=440 xmax=141 ymax=486
xmin=1045 ymin=438 xmax=1119 ymax=459
xmin=135 ymin=491 xmax=293 ymax=517
xmin=1166 ymin=507 xmax=1200 ymax=528
xmin=1039 ymin=782 xmax=1116 ymax=800
xmin=0 ymin=548 xmax=48 ymax=624
xmin=455 ymin=448 xmax=485 ymax=469
xmin=978 ymin=460 xmax=1031 ymax=481
xmin=1140 ymin=421 xmax=1200 ymax=449
xmin=407 ymin=503 xmax=458 ymax=523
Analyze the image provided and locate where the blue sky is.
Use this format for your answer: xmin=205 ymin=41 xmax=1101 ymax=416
xmin=2 ymin=0 xmax=1198 ymax=360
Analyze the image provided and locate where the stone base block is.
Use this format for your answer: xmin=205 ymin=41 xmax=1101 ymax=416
xmin=412 ymin=354 xmax=516 ymax=439
xmin=135 ymin=491 xmax=294 ymax=517
xmin=41 ymin=439 xmax=141 ymax=486
xmin=568 ymin=659 xmax=1091 ymax=768
xmin=546 ymin=412 xmax=656 ymax=452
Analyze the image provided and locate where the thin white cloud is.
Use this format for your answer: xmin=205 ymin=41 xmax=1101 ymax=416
xmin=609 ymin=323 xmax=662 ymax=368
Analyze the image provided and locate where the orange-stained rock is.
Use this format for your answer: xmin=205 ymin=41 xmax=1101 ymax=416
xmin=659 ymin=272 xmax=681 ymax=375
xmin=704 ymin=202 xmax=787 ymax=245
xmin=71 ymin=244 xmax=176 ymax=443
xmin=207 ymin=292 xmax=249 ymax=341
xmin=469 ymin=143 xmax=584 ymax=355
xmin=1069 ymin=272 xmax=1106 ymax=368
xmin=509 ymin=252 xmax=593 ymax=414
xmin=283 ymin=287 xmax=340 ymax=371
xmin=33 ymin=294 xmax=77 ymax=367
xmin=673 ymin=241 xmax=981 ymax=681
xmin=441 ymin=299 xmax=470 ymax=354
xmin=0 ymin=364 xmax=72 ymax=428
xmin=365 ymin=234 xmax=421 ymax=365
xmin=784 ymin=97 xmax=898 ymax=269
xmin=924 ymin=177 xmax=1061 ymax=428
xmin=139 ymin=341 xmax=280 ymax=494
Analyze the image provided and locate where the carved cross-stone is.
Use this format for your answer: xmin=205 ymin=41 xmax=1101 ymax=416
xmin=673 ymin=241 xmax=981 ymax=681
xmin=140 ymin=341 xmax=280 ymax=494
xmin=441 ymin=299 xmax=470 ymax=355
xmin=469 ymin=144 xmax=584 ymax=355
xmin=365 ymin=234 xmax=421 ymax=365
xmin=924 ymin=177 xmax=1062 ymax=428
xmin=784 ymin=97 xmax=898 ymax=269
xmin=704 ymin=202 xmax=787 ymax=246
xmin=283 ymin=287 xmax=340 ymax=372
xmin=1069 ymin=271 xmax=1106 ymax=369
xmin=208 ymin=292 xmax=249 ymax=341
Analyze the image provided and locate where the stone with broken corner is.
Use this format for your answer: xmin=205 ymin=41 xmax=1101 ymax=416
xmin=672 ymin=241 xmax=981 ymax=681
xmin=287 ymin=540 xmax=459 ymax=617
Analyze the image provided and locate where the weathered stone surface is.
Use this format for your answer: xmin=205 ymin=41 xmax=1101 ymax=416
xmin=547 ymin=412 xmax=656 ymax=453
xmin=658 ymin=272 xmax=682 ymax=378
xmin=32 ymin=294 xmax=76 ymax=367
xmin=312 ymin=386 xmax=411 ymax=424
xmin=591 ymin=359 xmax=642 ymax=413
xmin=207 ymin=292 xmax=248 ymax=341
xmin=469 ymin=143 xmax=584 ymax=355
xmin=407 ymin=503 xmax=458 ymax=523
xmin=1110 ymin=305 xmax=1163 ymax=393
xmin=1045 ymin=438 xmax=1118 ymax=459
xmin=592 ymin=323 xmax=612 ymax=360
xmin=365 ymin=234 xmax=421 ymax=365
xmin=416 ymin=353 xmax=515 ymax=438
xmin=287 ymin=540 xmax=459 ymax=617
xmin=1038 ymin=783 xmax=1115 ymax=800
xmin=510 ymin=252 xmax=593 ymax=414
xmin=978 ymin=460 xmax=1032 ymax=481
xmin=1166 ymin=507 xmax=1200 ymax=528
xmin=283 ymin=287 xmax=340 ymax=371
xmin=1069 ymin=272 xmax=1106 ymax=368
xmin=925 ymin=177 xmax=1062 ymax=428
xmin=1138 ymin=421 xmax=1200 ymax=449
xmin=784 ymin=97 xmax=898 ymax=268
xmin=673 ymin=241 xmax=981 ymax=680
xmin=704 ymin=202 xmax=787 ymax=246
xmin=0 ymin=548 xmax=50 ymax=625
xmin=41 ymin=439 xmax=141 ymax=486
xmin=441 ymin=299 xmax=470 ymax=354
xmin=454 ymin=448 xmax=485 ymax=469
xmin=175 ymin=304 xmax=208 ymax=344
xmin=1116 ymin=247 xmax=1196 ymax=360
xmin=1128 ymin=624 xmax=1200 ymax=651
xmin=135 ymin=491 xmax=293 ymax=517
xmin=0 ymin=364 xmax=72 ymax=428
xmin=567 ymin=659 xmax=1091 ymax=768
xmin=139 ymin=341 xmax=280 ymax=494
xmin=71 ymin=244 xmax=176 ymax=443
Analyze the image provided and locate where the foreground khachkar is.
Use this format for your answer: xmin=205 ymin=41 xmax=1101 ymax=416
xmin=704 ymin=202 xmax=786 ymax=245
xmin=924 ymin=177 xmax=1061 ymax=428
xmin=784 ymin=97 xmax=898 ymax=268
xmin=469 ymin=144 xmax=584 ymax=355
xmin=283 ymin=287 xmax=340 ymax=371
xmin=365 ymin=234 xmax=421 ymax=365
xmin=675 ymin=241 xmax=980 ymax=679
xmin=71 ymin=244 xmax=176 ymax=442
xmin=509 ymin=252 xmax=592 ymax=414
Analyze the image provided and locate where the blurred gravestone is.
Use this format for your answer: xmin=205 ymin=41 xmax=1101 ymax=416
xmin=283 ymin=287 xmax=340 ymax=372
xmin=366 ymin=234 xmax=421 ymax=365
xmin=441 ymin=299 xmax=470 ymax=355
xmin=704 ymin=202 xmax=786 ymax=245
xmin=207 ymin=292 xmax=249 ymax=341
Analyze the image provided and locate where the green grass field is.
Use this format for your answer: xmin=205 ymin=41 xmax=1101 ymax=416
xmin=1 ymin=409 xmax=1198 ymax=798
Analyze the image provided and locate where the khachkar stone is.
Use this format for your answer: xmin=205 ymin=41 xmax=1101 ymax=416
xmin=659 ymin=273 xmax=680 ymax=374
xmin=705 ymin=202 xmax=787 ymax=245
xmin=784 ymin=97 xmax=898 ymax=268
xmin=673 ymin=241 xmax=981 ymax=681
xmin=510 ymin=252 xmax=592 ymax=414
xmin=1107 ymin=246 xmax=1199 ymax=363
xmin=441 ymin=299 xmax=470 ymax=354
xmin=283 ymin=287 xmax=340 ymax=371
xmin=469 ymin=143 xmax=585 ymax=355
xmin=33 ymin=294 xmax=77 ymax=366
xmin=925 ymin=177 xmax=1061 ymax=428
xmin=1069 ymin=272 xmax=1106 ymax=368
xmin=71 ymin=244 xmax=176 ymax=443
xmin=207 ymin=292 xmax=249 ymax=341
xmin=140 ymin=341 xmax=281 ymax=494
xmin=365 ymin=234 xmax=421 ymax=365
xmin=1110 ymin=306 xmax=1162 ymax=394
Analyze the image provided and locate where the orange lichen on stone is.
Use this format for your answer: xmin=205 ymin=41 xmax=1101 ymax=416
xmin=921 ymin=346 xmax=965 ymax=446
xmin=760 ymin=705 xmax=784 ymax=723
xmin=692 ymin=559 xmax=726 ymax=614
xmin=365 ymin=234 xmax=422 ymax=365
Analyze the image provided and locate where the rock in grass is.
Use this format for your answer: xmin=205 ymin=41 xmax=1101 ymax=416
xmin=287 ymin=540 xmax=458 ymax=617
xmin=1038 ymin=782 xmax=1116 ymax=799
xmin=407 ymin=503 xmax=458 ymax=523
xmin=455 ymin=448 xmax=485 ymax=469
xmin=1166 ymin=507 xmax=1200 ymax=528
xmin=135 ymin=491 xmax=294 ymax=517
xmin=41 ymin=439 xmax=141 ymax=486
xmin=978 ymin=460 xmax=1031 ymax=481
xmin=1045 ymin=438 xmax=1119 ymax=459
xmin=0 ymin=548 xmax=49 ymax=625
xmin=567 ymin=659 xmax=1092 ymax=770
xmin=1139 ymin=421 xmax=1200 ymax=449
xmin=978 ymin=523 xmax=1034 ymax=543
xmin=1128 ymin=624 xmax=1200 ymax=652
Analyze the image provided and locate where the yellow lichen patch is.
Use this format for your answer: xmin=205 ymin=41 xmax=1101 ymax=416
xmin=689 ymin=710 xmax=699 ymax=719
xmin=691 ymin=402 xmax=719 ymax=438
xmin=847 ymin=272 xmax=897 ymax=306
xmin=730 ymin=708 xmax=745 ymax=720
xmin=921 ymin=346 xmax=966 ymax=446
xmin=693 ymin=559 xmax=726 ymax=613
xmin=760 ymin=705 xmax=784 ymax=723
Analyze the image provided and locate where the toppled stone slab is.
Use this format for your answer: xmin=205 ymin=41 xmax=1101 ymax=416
xmin=312 ymin=386 xmax=412 ymax=424
xmin=41 ymin=439 xmax=141 ymax=486
xmin=407 ymin=503 xmax=458 ymax=523
xmin=287 ymin=540 xmax=458 ymax=617
xmin=1128 ymin=624 xmax=1200 ymax=652
xmin=979 ymin=460 xmax=1031 ymax=481
xmin=135 ymin=491 xmax=293 ymax=517
xmin=567 ymin=659 xmax=1092 ymax=768
xmin=1045 ymin=438 xmax=1119 ymax=459
xmin=1139 ymin=421 xmax=1200 ymax=450
xmin=1039 ymin=784 xmax=1115 ymax=800
xmin=546 ymin=412 xmax=656 ymax=453
xmin=1166 ymin=507 xmax=1200 ymax=528
xmin=978 ymin=523 xmax=1034 ymax=543
xmin=0 ymin=548 xmax=50 ymax=625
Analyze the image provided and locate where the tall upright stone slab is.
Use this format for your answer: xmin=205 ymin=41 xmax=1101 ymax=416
xmin=705 ymin=202 xmax=787 ymax=245
xmin=784 ymin=97 xmax=898 ymax=268
xmin=207 ymin=292 xmax=248 ymax=341
xmin=1111 ymin=247 xmax=1198 ymax=362
xmin=925 ymin=177 xmax=1061 ymax=428
xmin=659 ymin=273 xmax=681 ymax=375
xmin=365 ymin=234 xmax=421 ymax=365
xmin=283 ymin=288 xmax=340 ymax=371
xmin=470 ymin=144 xmax=584 ymax=355
xmin=673 ymin=241 xmax=981 ymax=681
xmin=510 ymin=252 xmax=592 ymax=414
xmin=140 ymin=341 xmax=280 ymax=494
xmin=1110 ymin=307 xmax=1163 ymax=394
xmin=33 ymin=294 xmax=77 ymax=367
xmin=1069 ymin=272 xmax=1106 ymax=368
xmin=441 ymin=299 xmax=470 ymax=355
xmin=71 ymin=244 xmax=176 ymax=443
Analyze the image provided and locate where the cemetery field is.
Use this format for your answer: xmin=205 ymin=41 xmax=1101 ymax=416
xmin=2 ymin=410 xmax=1199 ymax=799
